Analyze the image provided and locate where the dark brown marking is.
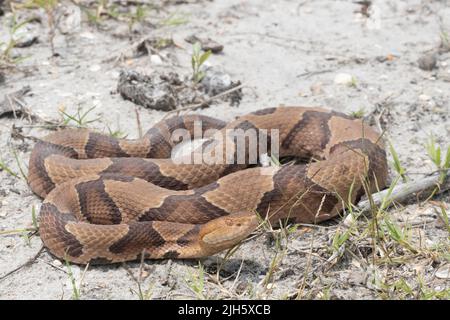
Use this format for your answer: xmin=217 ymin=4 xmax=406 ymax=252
xmin=256 ymin=165 xmax=339 ymax=221
xmin=28 ymin=141 xmax=78 ymax=197
xmin=101 ymin=173 xmax=135 ymax=183
xmin=162 ymin=250 xmax=180 ymax=259
xmin=219 ymin=163 xmax=247 ymax=177
xmin=109 ymin=222 xmax=165 ymax=254
xmin=329 ymin=138 xmax=387 ymax=184
xmin=250 ymin=108 xmax=277 ymax=116
xmin=89 ymin=257 xmax=114 ymax=265
xmin=194 ymin=116 xmax=226 ymax=132
xmin=40 ymin=203 xmax=84 ymax=258
xmin=281 ymin=111 xmax=332 ymax=151
xmin=139 ymin=183 xmax=229 ymax=224
xmin=102 ymin=158 xmax=189 ymax=190
xmin=176 ymin=225 xmax=201 ymax=246
xmin=144 ymin=127 xmax=173 ymax=158
xmin=165 ymin=116 xmax=187 ymax=133
xmin=165 ymin=116 xmax=188 ymax=145
xmin=85 ymin=132 xmax=129 ymax=158
xmin=227 ymin=120 xmax=269 ymax=165
xmin=75 ymin=178 xmax=123 ymax=224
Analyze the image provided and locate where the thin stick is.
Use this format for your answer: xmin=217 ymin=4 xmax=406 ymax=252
xmin=162 ymin=83 xmax=246 ymax=119
xmin=134 ymin=107 xmax=143 ymax=138
xmin=0 ymin=245 xmax=44 ymax=282
xmin=344 ymin=170 xmax=450 ymax=225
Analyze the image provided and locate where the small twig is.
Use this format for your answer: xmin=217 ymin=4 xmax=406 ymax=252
xmin=162 ymin=259 xmax=173 ymax=286
xmin=0 ymin=86 xmax=31 ymax=118
xmin=134 ymin=107 xmax=143 ymax=138
xmin=162 ymin=83 xmax=246 ymax=119
xmin=296 ymin=69 xmax=333 ymax=79
xmin=0 ymin=228 xmax=36 ymax=235
xmin=79 ymin=263 xmax=90 ymax=294
xmin=6 ymin=94 xmax=18 ymax=120
xmin=138 ymin=250 xmax=145 ymax=285
xmin=39 ymin=259 xmax=68 ymax=274
xmin=0 ymin=245 xmax=44 ymax=282
xmin=296 ymin=231 xmax=317 ymax=299
xmin=229 ymin=259 xmax=245 ymax=293
xmin=122 ymin=263 xmax=138 ymax=283
xmin=10 ymin=125 xmax=39 ymax=142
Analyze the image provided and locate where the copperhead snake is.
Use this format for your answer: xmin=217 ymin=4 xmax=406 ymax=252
xmin=28 ymin=107 xmax=388 ymax=264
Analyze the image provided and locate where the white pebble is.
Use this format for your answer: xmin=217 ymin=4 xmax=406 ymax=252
xmin=150 ymin=55 xmax=163 ymax=65
xmin=89 ymin=64 xmax=101 ymax=72
xmin=419 ymin=94 xmax=431 ymax=101
xmin=435 ymin=265 xmax=450 ymax=279
xmin=334 ymin=73 xmax=354 ymax=85
xmin=52 ymin=259 xmax=63 ymax=267
xmin=80 ymin=32 xmax=95 ymax=40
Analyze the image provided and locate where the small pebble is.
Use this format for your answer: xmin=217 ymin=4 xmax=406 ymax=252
xmin=435 ymin=264 xmax=450 ymax=279
xmin=375 ymin=56 xmax=388 ymax=63
xmin=150 ymin=54 xmax=163 ymax=65
xmin=14 ymin=34 xmax=38 ymax=48
xmin=52 ymin=259 xmax=63 ymax=267
xmin=58 ymin=4 xmax=82 ymax=35
xmin=418 ymin=53 xmax=437 ymax=71
xmin=201 ymin=66 xmax=232 ymax=95
xmin=418 ymin=94 xmax=431 ymax=101
xmin=80 ymin=32 xmax=95 ymax=40
xmin=89 ymin=64 xmax=101 ymax=72
xmin=112 ymin=25 xmax=130 ymax=38
xmin=185 ymin=35 xmax=224 ymax=53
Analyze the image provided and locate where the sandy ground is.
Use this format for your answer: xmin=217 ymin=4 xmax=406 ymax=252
xmin=0 ymin=0 xmax=449 ymax=299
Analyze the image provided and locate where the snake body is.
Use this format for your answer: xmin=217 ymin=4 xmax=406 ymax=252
xmin=28 ymin=107 xmax=388 ymax=264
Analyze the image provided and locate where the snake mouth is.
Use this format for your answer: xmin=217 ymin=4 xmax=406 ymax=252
xmin=199 ymin=212 xmax=259 ymax=253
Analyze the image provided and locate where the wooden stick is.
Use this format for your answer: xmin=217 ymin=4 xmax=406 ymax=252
xmin=344 ymin=170 xmax=450 ymax=225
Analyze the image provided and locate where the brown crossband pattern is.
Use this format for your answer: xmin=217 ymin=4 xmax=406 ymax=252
xmin=29 ymin=107 xmax=388 ymax=264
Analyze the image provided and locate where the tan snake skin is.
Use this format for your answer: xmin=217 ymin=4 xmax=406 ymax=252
xmin=28 ymin=107 xmax=388 ymax=264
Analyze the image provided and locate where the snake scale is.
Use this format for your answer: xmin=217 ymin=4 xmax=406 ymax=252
xmin=28 ymin=107 xmax=388 ymax=264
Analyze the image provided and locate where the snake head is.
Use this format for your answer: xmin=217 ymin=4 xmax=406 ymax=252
xmin=199 ymin=212 xmax=259 ymax=255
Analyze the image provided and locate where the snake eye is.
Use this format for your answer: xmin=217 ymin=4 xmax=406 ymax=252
xmin=200 ymin=213 xmax=258 ymax=250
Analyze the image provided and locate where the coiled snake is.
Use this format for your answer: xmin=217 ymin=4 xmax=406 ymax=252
xmin=28 ymin=107 xmax=388 ymax=264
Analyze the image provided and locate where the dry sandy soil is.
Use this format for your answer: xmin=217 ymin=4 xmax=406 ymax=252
xmin=0 ymin=0 xmax=449 ymax=300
